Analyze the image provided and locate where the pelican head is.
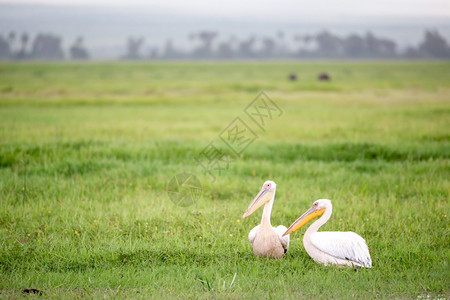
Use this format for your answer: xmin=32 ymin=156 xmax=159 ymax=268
xmin=282 ymin=199 xmax=331 ymax=236
xmin=242 ymin=180 xmax=276 ymax=219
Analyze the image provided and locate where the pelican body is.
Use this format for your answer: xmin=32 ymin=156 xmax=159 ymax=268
xmin=283 ymin=199 xmax=372 ymax=268
xmin=242 ymin=181 xmax=289 ymax=258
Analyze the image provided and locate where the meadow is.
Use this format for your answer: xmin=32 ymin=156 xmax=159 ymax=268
xmin=0 ymin=61 xmax=449 ymax=299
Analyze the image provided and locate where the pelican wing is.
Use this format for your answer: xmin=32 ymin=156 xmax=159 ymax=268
xmin=274 ymin=225 xmax=290 ymax=253
xmin=310 ymin=231 xmax=372 ymax=267
xmin=248 ymin=225 xmax=260 ymax=245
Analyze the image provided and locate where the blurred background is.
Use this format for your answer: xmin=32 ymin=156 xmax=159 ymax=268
xmin=1 ymin=0 xmax=450 ymax=60
xmin=1 ymin=1 xmax=449 ymax=298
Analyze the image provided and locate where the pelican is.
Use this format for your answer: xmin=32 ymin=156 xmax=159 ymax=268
xmin=283 ymin=199 xmax=372 ymax=268
xmin=242 ymin=180 xmax=289 ymax=258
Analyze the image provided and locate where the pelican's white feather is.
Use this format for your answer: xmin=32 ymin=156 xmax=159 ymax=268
xmin=248 ymin=225 xmax=260 ymax=244
xmin=310 ymin=231 xmax=372 ymax=267
xmin=274 ymin=225 xmax=290 ymax=253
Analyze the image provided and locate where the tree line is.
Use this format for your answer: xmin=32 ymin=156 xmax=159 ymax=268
xmin=1 ymin=30 xmax=449 ymax=60
xmin=0 ymin=32 xmax=89 ymax=60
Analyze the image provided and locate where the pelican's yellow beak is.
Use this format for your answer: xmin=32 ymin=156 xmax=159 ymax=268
xmin=242 ymin=187 xmax=271 ymax=219
xmin=282 ymin=206 xmax=325 ymax=236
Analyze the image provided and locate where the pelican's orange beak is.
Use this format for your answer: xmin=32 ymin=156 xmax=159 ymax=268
xmin=282 ymin=206 xmax=325 ymax=236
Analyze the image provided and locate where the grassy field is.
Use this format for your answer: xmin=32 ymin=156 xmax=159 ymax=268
xmin=0 ymin=61 xmax=449 ymax=299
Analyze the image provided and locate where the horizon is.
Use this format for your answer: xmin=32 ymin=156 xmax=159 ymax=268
xmin=1 ymin=2 xmax=450 ymax=58
xmin=1 ymin=0 xmax=450 ymax=19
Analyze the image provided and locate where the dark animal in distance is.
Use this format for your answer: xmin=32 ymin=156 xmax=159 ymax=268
xmin=288 ymin=73 xmax=297 ymax=81
xmin=318 ymin=72 xmax=331 ymax=81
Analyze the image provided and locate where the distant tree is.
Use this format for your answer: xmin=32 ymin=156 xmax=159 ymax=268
xmin=162 ymin=39 xmax=177 ymax=59
xmin=70 ymin=37 xmax=90 ymax=60
xmin=228 ymin=35 xmax=238 ymax=46
xmin=378 ymin=39 xmax=397 ymax=57
xmin=294 ymin=34 xmax=314 ymax=57
xmin=276 ymin=30 xmax=289 ymax=56
xmin=260 ymin=37 xmax=276 ymax=57
xmin=293 ymin=31 xmax=398 ymax=58
xmin=404 ymin=46 xmax=421 ymax=59
xmin=237 ymin=36 xmax=256 ymax=58
xmin=31 ymin=34 xmax=65 ymax=60
xmin=0 ymin=35 xmax=11 ymax=59
xmin=8 ymin=31 xmax=16 ymax=50
xmin=363 ymin=32 xmax=397 ymax=57
xmin=297 ymin=34 xmax=313 ymax=47
xmin=343 ymin=34 xmax=366 ymax=57
xmin=190 ymin=31 xmax=218 ymax=58
xmin=303 ymin=34 xmax=313 ymax=45
xmin=148 ymin=47 xmax=159 ymax=59
xmin=418 ymin=30 xmax=450 ymax=58
xmin=217 ymin=41 xmax=233 ymax=59
xmin=123 ymin=37 xmax=144 ymax=59
xmin=20 ymin=33 xmax=29 ymax=53
xmin=12 ymin=32 xmax=30 ymax=60
xmin=365 ymin=32 xmax=380 ymax=57
xmin=314 ymin=31 xmax=342 ymax=57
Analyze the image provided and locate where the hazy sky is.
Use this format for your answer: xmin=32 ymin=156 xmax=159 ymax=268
xmin=2 ymin=0 xmax=449 ymax=58
xmin=2 ymin=0 xmax=450 ymax=20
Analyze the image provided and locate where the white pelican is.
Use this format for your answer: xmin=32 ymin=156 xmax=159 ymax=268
xmin=242 ymin=180 xmax=289 ymax=258
xmin=283 ymin=199 xmax=372 ymax=268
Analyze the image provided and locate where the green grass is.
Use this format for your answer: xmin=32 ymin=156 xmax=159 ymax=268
xmin=0 ymin=61 xmax=449 ymax=299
